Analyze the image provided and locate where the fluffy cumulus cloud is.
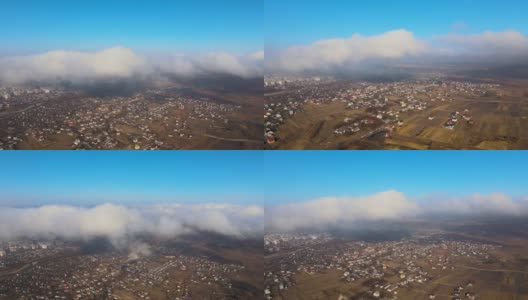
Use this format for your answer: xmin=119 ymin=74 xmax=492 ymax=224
xmin=0 ymin=47 xmax=264 ymax=84
xmin=0 ymin=47 xmax=146 ymax=84
xmin=267 ymin=30 xmax=428 ymax=73
xmin=266 ymin=190 xmax=419 ymax=232
xmin=267 ymin=191 xmax=528 ymax=232
xmin=0 ymin=203 xmax=264 ymax=244
xmin=266 ymin=29 xmax=528 ymax=75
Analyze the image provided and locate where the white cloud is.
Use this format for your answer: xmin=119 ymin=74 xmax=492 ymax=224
xmin=267 ymin=191 xmax=528 ymax=232
xmin=267 ymin=190 xmax=418 ymax=232
xmin=157 ymin=52 xmax=264 ymax=78
xmin=266 ymin=29 xmax=528 ymax=75
xmin=249 ymin=50 xmax=264 ymax=60
xmin=435 ymin=30 xmax=528 ymax=56
xmin=127 ymin=242 xmax=152 ymax=260
xmin=425 ymin=193 xmax=528 ymax=216
xmin=0 ymin=47 xmax=146 ymax=84
xmin=267 ymin=30 xmax=428 ymax=73
xmin=0 ymin=47 xmax=264 ymax=84
xmin=0 ymin=203 xmax=264 ymax=244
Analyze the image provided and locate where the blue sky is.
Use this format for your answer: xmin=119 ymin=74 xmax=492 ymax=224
xmin=0 ymin=151 xmax=263 ymax=206
xmin=265 ymin=0 xmax=528 ymax=48
xmin=2 ymin=151 xmax=526 ymax=207
xmin=264 ymin=151 xmax=528 ymax=204
xmin=0 ymin=0 xmax=262 ymax=55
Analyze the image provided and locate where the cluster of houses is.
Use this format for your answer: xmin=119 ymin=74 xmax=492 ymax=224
xmin=264 ymin=76 xmax=502 ymax=144
xmin=0 ymin=87 xmax=241 ymax=150
xmin=264 ymin=101 xmax=302 ymax=144
xmin=0 ymin=239 xmax=246 ymax=300
xmin=264 ymin=232 xmax=499 ymax=300
xmin=264 ymin=76 xmax=328 ymax=89
xmin=0 ymin=240 xmax=58 ymax=271
xmin=265 ymin=233 xmax=333 ymax=254
xmin=444 ymin=109 xmax=474 ymax=130
xmin=0 ymin=86 xmax=65 ymax=107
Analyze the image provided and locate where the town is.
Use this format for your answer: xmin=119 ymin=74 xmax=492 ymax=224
xmin=264 ymin=231 xmax=516 ymax=300
xmin=0 ymin=85 xmax=262 ymax=150
xmin=0 ymin=238 xmax=259 ymax=300
xmin=264 ymin=75 xmax=528 ymax=149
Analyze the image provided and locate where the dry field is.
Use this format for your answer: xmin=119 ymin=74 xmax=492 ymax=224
xmin=271 ymin=78 xmax=528 ymax=150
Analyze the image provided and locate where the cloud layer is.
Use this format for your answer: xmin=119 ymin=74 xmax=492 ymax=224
xmin=266 ymin=29 xmax=528 ymax=75
xmin=267 ymin=191 xmax=418 ymax=232
xmin=0 ymin=203 xmax=264 ymax=244
xmin=152 ymin=51 xmax=264 ymax=78
xmin=0 ymin=47 xmax=264 ymax=84
xmin=424 ymin=193 xmax=528 ymax=216
xmin=435 ymin=30 xmax=528 ymax=56
xmin=0 ymin=47 xmax=145 ymax=83
xmin=266 ymin=191 xmax=528 ymax=232
xmin=267 ymin=30 xmax=427 ymax=74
